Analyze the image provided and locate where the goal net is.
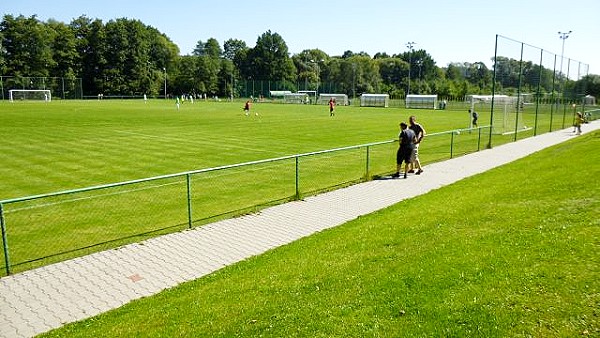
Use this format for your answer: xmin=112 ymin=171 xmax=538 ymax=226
xmin=284 ymin=93 xmax=309 ymax=104
xmin=317 ymin=93 xmax=348 ymax=105
xmin=468 ymin=95 xmax=529 ymax=134
xmin=9 ymin=90 xmax=52 ymax=102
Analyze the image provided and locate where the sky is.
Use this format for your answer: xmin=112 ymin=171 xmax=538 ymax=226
xmin=3 ymin=0 xmax=600 ymax=75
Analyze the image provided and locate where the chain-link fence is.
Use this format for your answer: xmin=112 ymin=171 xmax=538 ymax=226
xmin=0 ymin=126 xmax=490 ymax=276
xmin=0 ymin=76 xmax=83 ymax=100
xmin=488 ymin=35 xmax=590 ymax=146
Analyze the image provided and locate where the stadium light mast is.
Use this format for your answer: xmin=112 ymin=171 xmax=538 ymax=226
xmin=558 ymin=31 xmax=571 ymax=76
xmin=406 ymin=42 xmax=416 ymax=96
xmin=309 ymin=59 xmax=323 ymax=104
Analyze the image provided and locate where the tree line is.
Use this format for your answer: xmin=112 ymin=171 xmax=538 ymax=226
xmin=1 ymin=14 xmax=598 ymax=100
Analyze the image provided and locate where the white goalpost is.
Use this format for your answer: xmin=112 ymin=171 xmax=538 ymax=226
xmin=467 ymin=94 xmax=530 ymax=134
xmin=9 ymin=89 xmax=52 ymax=102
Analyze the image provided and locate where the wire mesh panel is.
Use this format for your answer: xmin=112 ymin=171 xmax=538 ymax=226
xmin=297 ymin=148 xmax=366 ymax=196
xmin=491 ymin=35 xmax=589 ymax=145
xmin=1 ymin=176 xmax=188 ymax=273
xmin=189 ymin=159 xmax=297 ymax=225
xmin=365 ymin=142 xmax=398 ymax=177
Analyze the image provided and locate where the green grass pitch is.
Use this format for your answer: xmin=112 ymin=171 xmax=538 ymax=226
xmin=1 ymin=99 xmax=479 ymax=200
xmin=0 ymin=99 xmax=561 ymax=273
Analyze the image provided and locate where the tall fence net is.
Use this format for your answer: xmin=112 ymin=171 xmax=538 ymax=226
xmin=489 ymin=35 xmax=590 ymax=144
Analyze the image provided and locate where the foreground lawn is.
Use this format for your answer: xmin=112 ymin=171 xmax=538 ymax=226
xmin=42 ymin=131 xmax=599 ymax=337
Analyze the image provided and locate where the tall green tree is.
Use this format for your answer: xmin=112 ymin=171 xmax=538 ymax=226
xmin=223 ymin=38 xmax=247 ymax=61
xmin=147 ymin=27 xmax=179 ymax=96
xmin=466 ymin=61 xmax=491 ymax=91
xmin=47 ymin=19 xmax=77 ymax=78
xmin=70 ymin=16 xmax=107 ymax=95
xmin=0 ymin=30 xmax=6 ymax=74
xmin=291 ymin=49 xmax=328 ymax=88
xmin=0 ymin=15 xmax=53 ymax=77
xmin=378 ymin=57 xmax=408 ymax=97
xmin=245 ymin=30 xmax=296 ymax=82
xmin=193 ymin=38 xmax=222 ymax=58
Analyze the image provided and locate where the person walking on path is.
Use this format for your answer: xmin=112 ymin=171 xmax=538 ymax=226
xmin=574 ymin=112 xmax=584 ymax=135
xmin=392 ymin=122 xmax=416 ymax=179
xmin=408 ymin=115 xmax=425 ymax=175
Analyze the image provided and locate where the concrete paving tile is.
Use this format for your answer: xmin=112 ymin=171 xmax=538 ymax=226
xmin=0 ymin=326 xmax=20 ymax=338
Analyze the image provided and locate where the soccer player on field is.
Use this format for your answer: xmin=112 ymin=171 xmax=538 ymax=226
xmin=329 ymin=98 xmax=335 ymax=117
xmin=244 ymin=100 xmax=251 ymax=116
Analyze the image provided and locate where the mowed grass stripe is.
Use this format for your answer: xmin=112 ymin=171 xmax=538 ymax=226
xmin=2 ymin=99 xmax=549 ymax=201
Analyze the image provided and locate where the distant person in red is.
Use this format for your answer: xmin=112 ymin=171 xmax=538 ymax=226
xmin=244 ymin=100 xmax=251 ymax=116
xmin=329 ymin=98 xmax=335 ymax=117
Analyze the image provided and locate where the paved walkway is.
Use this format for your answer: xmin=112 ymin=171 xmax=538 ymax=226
xmin=0 ymin=123 xmax=597 ymax=337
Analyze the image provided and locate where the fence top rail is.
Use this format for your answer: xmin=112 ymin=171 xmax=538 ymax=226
xmin=0 ymin=126 xmax=490 ymax=205
xmin=0 ymin=139 xmax=396 ymax=205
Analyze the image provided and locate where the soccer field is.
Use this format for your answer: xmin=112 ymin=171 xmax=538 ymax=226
xmin=1 ymin=99 xmax=474 ymax=200
xmin=0 ymin=99 xmax=557 ymax=273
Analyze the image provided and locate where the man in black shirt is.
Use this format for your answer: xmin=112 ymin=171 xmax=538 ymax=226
xmin=392 ymin=122 xmax=416 ymax=179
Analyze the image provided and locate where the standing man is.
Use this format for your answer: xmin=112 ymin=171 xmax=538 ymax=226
xmin=329 ymin=98 xmax=335 ymax=117
xmin=408 ymin=115 xmax=425 ymax=175
xmin=392 ymin=122 xmax=416 ymax=179
xmin=469 ymin=109 xmax=478 ymax=128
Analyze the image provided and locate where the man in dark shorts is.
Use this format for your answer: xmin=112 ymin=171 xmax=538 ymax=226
xmin=392 ymin=122 xmax=416 ymax=179
xmin=469 ymin=109 xmax=478 ymax=127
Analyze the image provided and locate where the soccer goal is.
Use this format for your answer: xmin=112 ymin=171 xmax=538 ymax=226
xmin=317 ymin=93 xmax=348 ymax=106
xmin=360 ymin=94 xmax=389 ymax=107
xmin=468 ymin=94 xmax=529 ymax=134
xmin=284 ymin=93 xmax=309 ymax=104
xmin=9 ymin=89 xmax=52 ymax=102
xmin=405 ymin=94 xmax=437 ymax=109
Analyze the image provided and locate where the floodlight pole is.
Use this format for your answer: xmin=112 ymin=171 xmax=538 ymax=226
xmin=309 ymin=59 xmax=322 ymax=104
xmin=558 ymin=31 xmax=571 ymax=77
xmin=406 ymin=42 xmax=416 ymax=96
xmin=352 ymin=63 xmax=356 ymax=102
xmin=416 ymin=59 xmax=423 ymax=87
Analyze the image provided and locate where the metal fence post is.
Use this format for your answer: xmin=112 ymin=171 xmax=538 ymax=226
xmin=295 ymin=156 xmax=300 ymax=199
xmin=534 ymin=48 xmax=544 ymax=136
xmin=0 ymin=203 xmax=11 ymax=275
xmin=477 ymin=128 xmax=482 ymax=151
xmin=450 ymin=132 xmax=455 ymax=159
xmin=365 ymin=146 xmax=370 ymax=180
xmin=186 ymin=174 xmax=193 ymax=229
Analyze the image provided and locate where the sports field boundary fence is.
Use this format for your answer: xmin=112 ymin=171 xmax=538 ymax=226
xmin=0 ymin=76 xmax=83 ymax=100
xmin=489 ymin=35 xmax=590 ymax=145
xmin=0 ymin=125 xmax=492 ymax=276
